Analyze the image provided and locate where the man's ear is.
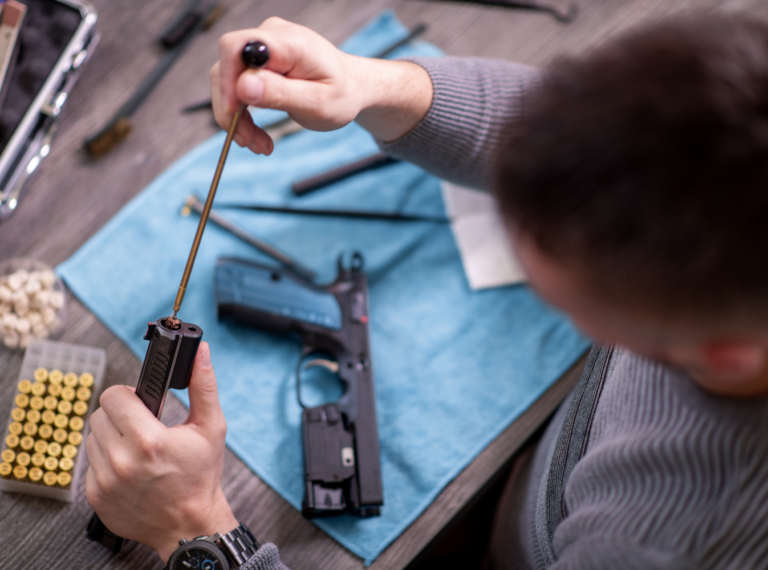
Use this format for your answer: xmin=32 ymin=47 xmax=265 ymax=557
xmin=700 ymin=341 xmax=767 ymax=382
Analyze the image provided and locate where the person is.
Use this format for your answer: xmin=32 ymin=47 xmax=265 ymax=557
xmin=85 ymin=11 xmax=768 ymax=570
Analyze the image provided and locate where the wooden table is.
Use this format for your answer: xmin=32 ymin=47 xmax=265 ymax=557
xmin=1 ymin=0 xmax=765 ymax=567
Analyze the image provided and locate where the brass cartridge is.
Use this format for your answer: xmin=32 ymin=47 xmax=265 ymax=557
xmin=52 ymin=429 xmax=68 ymax=444
xmin=69 ymin=417 xmax=84 ymax=432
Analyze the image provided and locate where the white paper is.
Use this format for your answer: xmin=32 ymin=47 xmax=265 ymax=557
xmin=442 ymin=182 xmax=527 ymax=290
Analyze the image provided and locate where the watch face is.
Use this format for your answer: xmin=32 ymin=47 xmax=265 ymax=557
xmin=172 ymin=545 xmax=227 ymax=570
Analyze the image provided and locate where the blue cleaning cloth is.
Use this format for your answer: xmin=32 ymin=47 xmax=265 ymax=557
xmin=58 ymin=11 xmax=590 ymax=564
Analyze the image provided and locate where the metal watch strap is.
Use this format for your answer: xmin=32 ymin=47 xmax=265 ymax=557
xmin=218 ymin=523 xmax=260 ymax=568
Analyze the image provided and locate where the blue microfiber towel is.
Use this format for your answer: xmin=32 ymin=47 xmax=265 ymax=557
xmin=58 ymin=11 xmax=590 ymax=564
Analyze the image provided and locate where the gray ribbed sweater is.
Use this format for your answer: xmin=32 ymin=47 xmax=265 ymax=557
xmin=240 ymin=57 xmax=768 ymax=570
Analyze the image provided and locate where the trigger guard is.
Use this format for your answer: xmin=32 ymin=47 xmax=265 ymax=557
xmin=296 ymin=350 xmax=343 ymax=409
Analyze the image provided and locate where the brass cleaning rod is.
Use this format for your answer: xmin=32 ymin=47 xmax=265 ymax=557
xmin=172 ymin=104 xmax=244 ymax=317
xmin=170 ymin=39 xmax=269 ymax=317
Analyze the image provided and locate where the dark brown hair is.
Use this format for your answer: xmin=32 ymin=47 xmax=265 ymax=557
xmin=495 ymin=13 xmax=768 ymax=323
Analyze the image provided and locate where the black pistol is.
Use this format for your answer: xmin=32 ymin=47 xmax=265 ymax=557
xmin=86 ymin=317 xmax=203 ymax=552
xmin=215 ymin=254 xmax=383 ymax=517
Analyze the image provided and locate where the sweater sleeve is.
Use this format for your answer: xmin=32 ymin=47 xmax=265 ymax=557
xmin=239 ymin=543 xmax=290 ymax=570
xmin=377 ymin=56 xmax=543 ymax=191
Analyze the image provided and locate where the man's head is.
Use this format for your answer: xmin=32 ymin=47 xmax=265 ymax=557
xmin=495 ymin=13 xmax=768 ymax=395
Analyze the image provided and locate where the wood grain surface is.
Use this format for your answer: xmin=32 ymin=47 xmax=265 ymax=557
xmin=0 ymin=0 xmax=766 ymax=568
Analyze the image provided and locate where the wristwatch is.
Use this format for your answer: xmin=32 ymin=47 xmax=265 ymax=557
xmin=165 ymin=523 xmax=260 ymax=570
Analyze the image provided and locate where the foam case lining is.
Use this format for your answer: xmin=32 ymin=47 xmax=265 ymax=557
xmin=0 ymin=0 xmax=98 ymax=221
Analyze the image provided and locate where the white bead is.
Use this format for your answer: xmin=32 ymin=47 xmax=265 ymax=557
xmin=2 ymin=312 xmax=18 ymax=327
xmin=41 ymin=307 xmax=56 ymax=325
xmin=24 ymin=279 xmax=41 ymax=295
xmin=0 ymin=286 xmax=11 ymax=302
xmin=27 ymin=311 xmax=42 ymax=326
xmin=7 ymin=274 xmax=24 ymax=291
xmin=3 ymin=334 xmax=19 ymax=348
xmin=39 ymin=270 xmax=56 ymax=288
xmin=33 ymin=290 xmax=49 ymax=309
xmin=14 ymin=302 xmax=29 ymax=317
xmin=48 ymin=291 xmax=64 ymax=309
xmin=15 ymin=318 xmax=30 ymax=334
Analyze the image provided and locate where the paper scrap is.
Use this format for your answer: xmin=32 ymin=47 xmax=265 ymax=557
xmin=442 ymin=182 xmax=527 ymax=290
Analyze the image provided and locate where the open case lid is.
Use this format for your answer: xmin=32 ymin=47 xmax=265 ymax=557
xmin=0 ymin=0 xmax=98 ymax=221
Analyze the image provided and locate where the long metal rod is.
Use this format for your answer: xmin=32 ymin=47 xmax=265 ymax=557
xmin=172 ymin=104 xmax=244 ymax=317
xmin=184 ymin=195 xmax=318 ymax=281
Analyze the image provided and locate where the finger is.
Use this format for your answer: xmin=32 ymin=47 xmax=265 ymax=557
xmin=236 ymin=69 xmax=334 ymax=126
xmin=245 ymin=127 xmax=274 ymax=156
xmin=85 ymin=430 xmax=109 ymax=473
xmin=85 ymin=466 xmax=102 ymax=510
xmin=210 ymin=61 xmax=230 ymax=131
xmin=88 ymin=406 xmax=123 ymax=452
xmin=185 ymin=342 xmax=227 ymax=439
xmin=99 ymin=384 xmax=162 ymax=439
xmin=218 ymin=21 xmax=322 ymax=113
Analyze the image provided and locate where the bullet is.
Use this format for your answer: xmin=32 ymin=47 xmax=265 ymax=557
xmin=25 ymin=409 xmax=41 ymax=424
xmin=53 ymin=414 xmax=68 ymax=429
xmin=67 ymin=432 xmax=83 ymax=446
xmin=1 ymin=449 xmax=15 ymax=463
xmin=19 ymin=436 xmax=34 ymax=451
xmin=62 ymin=444 xmax=78 ymax=459
xmin=57 ymin=400 xmax=72 ymax=415
xmin=0 ymin=462 xmax=12 ymax=478
xmin=69 ymin=416 xmax=84 ymax=432
xmin=23 ymin=422 xmax=38 ymax=437
xmin=28 ymin=467 xmax=43 ymax=482
xmin=17 ymin=379 xmax=32 ymax=394
xmin=57 ymin=471 xmax=71 ymax=487
xmin=47 ymin=442 xmax=61 ymax=458
xmin=63 ymin=373 xmax=78 ymax=387
xmin=16 ymin=452 xmax=30 ymax=466
xmin=12 ymin=464 xmax=27 ymax=480
xmin=53 ymin=429 xmax=68 ymax=444
xmin=58 ymin=457 xmax=74 ymax=472
xmin=41 ymin=410 xmax=56 ymax=425
xmin=34 ymin=368 xmax=48 ymax=382
xmin=31 ymin=453 xmax=46 ymax=467
xmin=61 ymin=387 xmax=75 ymax=402
xmin=79 ymin=373 xmax=94 ymax=388
xmin=29 ymin=396 xmax=44 ymax=411
xmin=10 ymin=408 xmax=25 ymax=422
xmin=43 ymin=471 xmax=57 ymax=486
xmin=14 ymin=394 xmax=29 ymax=408
xmin=34 ymin=439 xmax=48 ymax=454
xmin=76 ymin=387 xmax=92 ymax=402
xmin=31 ymin=382 xmax=46 ymax=397
xmin=47 ymin=383 xmax=62 ymax=398
xmin=48 ymin=370 xmax=63 ymax=385
xmin=43 ymin=456 xmax=58 ymax=471
xmin=5 ymin=434 xmax=19 ymax=449
xmin=8 ymin=422 xmax=22 ymax=436
xmin=38 ymin=424 xmax=53 ymax=440
xmin=73 ymin=401 xmax=88 ymax=416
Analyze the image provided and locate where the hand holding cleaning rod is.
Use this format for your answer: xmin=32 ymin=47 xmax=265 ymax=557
xmin=171 ymin=40 xmax=270 ymax=319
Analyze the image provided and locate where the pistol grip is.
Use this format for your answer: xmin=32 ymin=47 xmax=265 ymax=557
xmin=87 ymin=317 xmax=203 ymax=553
xmin=135 ymin=320 xmax=203 ymax=417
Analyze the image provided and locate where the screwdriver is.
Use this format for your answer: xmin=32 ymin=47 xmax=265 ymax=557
xmin=169 ymin=40 xmax=270 ymax=326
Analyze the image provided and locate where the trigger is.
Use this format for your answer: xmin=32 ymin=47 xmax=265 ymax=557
xmin=304 ymin=359 xmax=340 ymax=374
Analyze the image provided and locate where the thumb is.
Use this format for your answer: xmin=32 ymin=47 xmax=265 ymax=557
xmin=185 ymin=342 xmax=226 ymax=436
xmin=237 ymin=69 xmax=345 ymax=130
